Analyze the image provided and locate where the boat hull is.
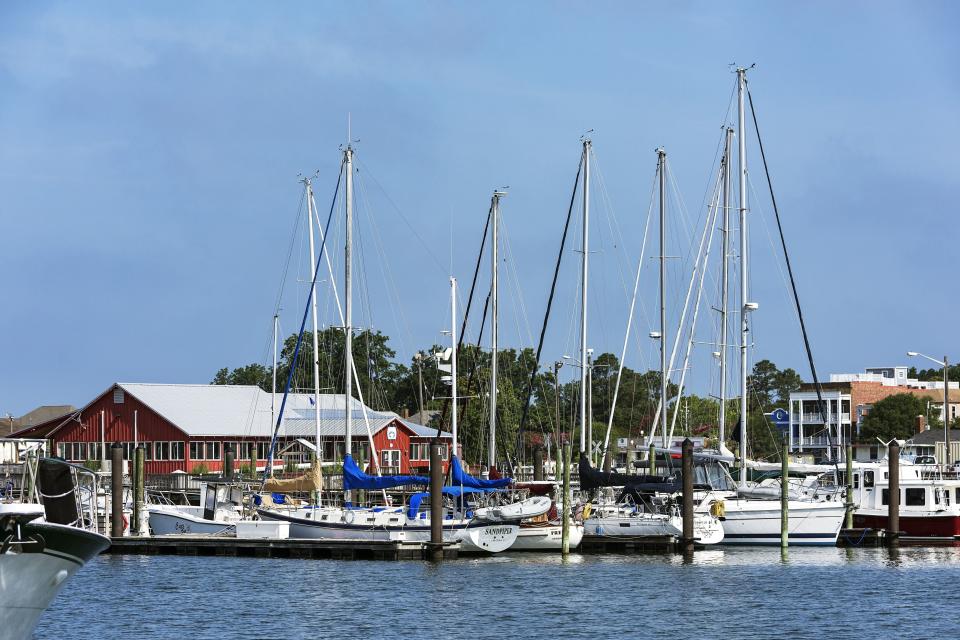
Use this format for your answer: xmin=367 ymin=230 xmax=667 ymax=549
xmin=715 ymin=500 xmax=845 ymax=546
xmin=855 ymin=513 xmax=960 ymax=540
xmin=256 ymin=509 xmax=519 ymax=553
xmin=584 ymin=513 xmax=724 ymax=545
xmin=511 ymin=522 xmax=584 ymax=550
xmin=0 ymin=522 xmax=110 ymax=640
xmin=147 ymin=508 xmax=236 ymax=536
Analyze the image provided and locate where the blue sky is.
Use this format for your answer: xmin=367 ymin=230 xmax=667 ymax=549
xmin=1 ymin=2 xmax=958 ymax=416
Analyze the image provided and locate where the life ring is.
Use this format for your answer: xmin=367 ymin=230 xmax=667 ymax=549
xmin=121 ymin=513 xmax=130 ymax=532
xmin=343 ymin=510 xmax=355 ymax=524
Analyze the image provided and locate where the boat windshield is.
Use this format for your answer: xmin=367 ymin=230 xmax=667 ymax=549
xmin=693 ymin=460 xmax=737 ymax=492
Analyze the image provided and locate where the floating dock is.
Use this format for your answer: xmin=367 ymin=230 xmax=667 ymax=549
xmin=107 ymin=536 xmax=460 ymax=561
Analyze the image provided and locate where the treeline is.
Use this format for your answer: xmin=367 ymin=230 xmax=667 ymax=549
xmin=212 ymin=327 xmax=802 ymax=461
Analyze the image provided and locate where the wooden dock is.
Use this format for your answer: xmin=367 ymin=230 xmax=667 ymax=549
xmin=579 ymin=534 xmax=699 ymax=554
xmin=107 ymin=536 xmax=460 ymax=561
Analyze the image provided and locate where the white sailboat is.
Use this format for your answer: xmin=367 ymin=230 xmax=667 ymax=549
xmin=689 ymin=68 xmax=844 ymax=546
xmin=572 ymin=140 xmax=723 ymax=545
xmin=256 ymin=143 xmax=522 ymax=553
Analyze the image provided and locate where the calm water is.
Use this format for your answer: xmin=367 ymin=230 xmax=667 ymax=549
xmin=35 ymin=547 xmax=960 ymax=639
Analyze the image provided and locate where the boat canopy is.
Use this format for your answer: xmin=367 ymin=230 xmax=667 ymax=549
xmin=407 ymin=486 xmax=486 ymax=520
xmin=451 ymin=455 xmax=512 ymax=489
xmin=342 ymin=454 xmax=429 ymax=491
xmin=578 ymin=454 xmax=679 ymax=493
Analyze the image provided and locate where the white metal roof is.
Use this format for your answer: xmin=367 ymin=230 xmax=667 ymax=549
xmin=116 ymin=383 xmax=450 ymax=439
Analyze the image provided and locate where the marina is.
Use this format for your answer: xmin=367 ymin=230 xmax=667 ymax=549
xmin=3 ymin=4 xmax=959 ymax=639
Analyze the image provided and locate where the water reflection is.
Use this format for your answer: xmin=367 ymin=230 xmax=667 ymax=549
xmin=35 ymin=546 xmax=960 ymax=639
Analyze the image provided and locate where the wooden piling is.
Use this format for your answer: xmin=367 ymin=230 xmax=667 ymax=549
xmin=887 ymin=440 xmax=900 ymax=547
xmin=429 ymin=438 xmax=443 ymax=560
xmin=533 ymin=446 xmax=544 ymax=481
xmin=561 ymin=443 xmax=571 ymax=555
xmin=681 ymin=438 xmax=694 ymax=555
xmin=845 ymin=444 xmax=854 ymax=530
xmin=649 ymin=443 xmax=656 ymax=476
xmin=133 ymin=444 xmax=145 ymax=536
xmin=111 ymin=442 xmax=124 ymax=538
xmin=781 ymin=441 xmax=789 ymax=549
xmin=224 ymin=443 xmax=235 ymax=480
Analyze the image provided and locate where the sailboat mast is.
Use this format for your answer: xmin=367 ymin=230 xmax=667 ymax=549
xmin=719 ymin=127 xmax=733 ymax=446
xmin=489 ymin=191 xmax=503 ymax=470
xmin=306 ymin=180 xmax=323 ymax=472
xmin=737 ymin=68 xmax=749 ymax=486
xmin=450 ymin=276 xmax=458 ymax=457
xmin=272 ymin=313 xmax=278 ymax=441
xmin=657 ymin=148 xmax=668 ymax=448
xmin=344 ymin=144 xmax=354 ymax=494
xmin=579 ymin=139 xmax=591 ymax=455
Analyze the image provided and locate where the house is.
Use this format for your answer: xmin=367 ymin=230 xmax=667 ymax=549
xmin=9 ymin=383 xmax=453 ymax=475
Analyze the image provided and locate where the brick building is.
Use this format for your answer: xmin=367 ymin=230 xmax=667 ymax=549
xmin=10 ymin=383 xmax=453 ymax=475
xmin=789 ymin=366 xmax=960 ymax=462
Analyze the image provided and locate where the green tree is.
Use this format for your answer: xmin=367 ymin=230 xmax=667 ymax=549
xmin=859 ymin=393 xmax=928 ymax=443
xmin=211 ymin=364 xmax=272 ymax=390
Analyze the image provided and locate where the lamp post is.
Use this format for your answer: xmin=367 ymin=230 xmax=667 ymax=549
xmin=907 ymin=352 xmax=951 ymax=467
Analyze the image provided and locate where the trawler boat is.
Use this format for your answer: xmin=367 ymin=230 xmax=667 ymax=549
xmin=852 ymin=458 xmax=960 ymax=541
xmin=1 ymin=459 xmax=111 ymax=640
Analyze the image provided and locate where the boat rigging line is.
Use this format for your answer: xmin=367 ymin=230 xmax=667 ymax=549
xmin=515 ymin=154 xmax=583 ymax=464
xmin=746 ymin=84 xmax=840 ymax=474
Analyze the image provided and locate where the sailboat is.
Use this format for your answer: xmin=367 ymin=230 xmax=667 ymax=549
xmin=682 ymin=68 xmax=844 ymax=546
xmin=255 ymin=143 xmax=522 ymax=553
xmin=576 ymin=142 xmax=724 ymax=545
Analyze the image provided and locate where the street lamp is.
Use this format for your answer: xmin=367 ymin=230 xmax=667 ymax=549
xmin=907 ymin=351 xmax=952 ymax=466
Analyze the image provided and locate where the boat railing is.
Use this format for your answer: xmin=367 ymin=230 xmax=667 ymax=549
xmin=35 ymin=458 xmax=101 ymax=534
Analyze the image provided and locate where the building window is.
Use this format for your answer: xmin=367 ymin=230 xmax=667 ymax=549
xmin=410 ymin=442 xmax=429 ymax=460
xmin=205 ymin=441 xmax=221 ymax=461
xmin=864 ymin=471 xmax=874 ymax=488
xmin=853 ymin=473 xmax=859 ymax=489
xmin=171 ymin=442 xmax=184 ymax=461
xmin=154 ymin=442 xmax=170 ymax=461
xmin=113 ymin=388 xmax=125 ymax=404
xmin=905 ymin=488 xmax=925 ymax=506
xmin=258 ymin=442 xmax=272 ymax=460
xmin=881 ymin=489 xmax=889 ymax=506
xmin=190 ymin=442 xmax=202 ymax=460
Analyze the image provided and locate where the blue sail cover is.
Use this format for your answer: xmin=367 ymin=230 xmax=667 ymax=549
xmin=342 ymin=454 xmax=430 ymax=491
xmin=450 ymin=455 xmax=512 ymax=489
xmin=407 ymin=486 xmax=486 ymax=520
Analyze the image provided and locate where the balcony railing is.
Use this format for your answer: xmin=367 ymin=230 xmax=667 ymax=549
xmin=792 ymin=413 xmax=851 ymax=424
xmin=795 ymin=436 xmax=844 ymax=447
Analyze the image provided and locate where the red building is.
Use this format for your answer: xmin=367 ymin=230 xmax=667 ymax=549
xmin=12 ymin=383 xmax=453 ymax=476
